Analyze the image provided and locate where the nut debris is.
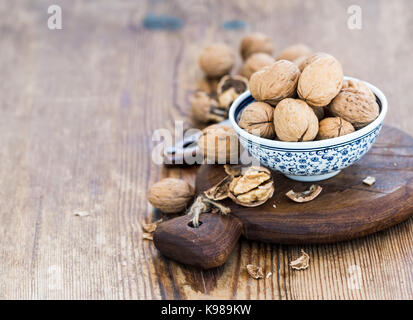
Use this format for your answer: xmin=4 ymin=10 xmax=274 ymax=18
xmin=74 ymin=210 xmax=89 ymax=217
xmin=286 ymin=185 xmax=322 ymax=203
xmin=266 ymin=272 xmax=272 ymax=279
xmin=142 ymin=233 xmax=153 ymax=241
xmin=363 ymin=176 xmax=376 ymax=186
xmin=141 ymin=218 xmax=163 ymax=233
xmin=290 ymin=250 xmax=310 ymax=270
xmin=246 ymin=264 xmax=264 ymax=279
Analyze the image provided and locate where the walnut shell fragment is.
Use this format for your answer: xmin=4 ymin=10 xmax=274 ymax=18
xmin=141 ymin=218 xmax=163 ymax=234
xmin=297 ymin=53 xmax=344 ymax=107
xmin=286 ymin=184 xmax=322 ymax=203
xmin=190 ymin=91 xmax=227 ymax=123
xmin=217 ymin=75 xmax=248 ymax=109
xmin=198 ymin=124 xmax=240 ymax=164
xmin=199 ymin=43 xmax=235 ymax=78
xmin=246 ymin=264 xmax=264 ymax=279
xmin=249 ymin=60 xmax=300 ymax=105
xmin=204 ymin=175 xmax=232 ymax=201
xmin=240 ymin=33 xmax=275 ymax=60
xmin=317 ymin=117 xmax=355 ymax=140
xmin=290 ymin=250 xmax=310 ymax=270
xmin=273 ymin=98 xmax=319 ymax=142
xmin=239 ymin=53 xmax=276 ymax=79
xmin=363 ymin=176 xmax=376 ymax=186
xmin=229 ymin=166 xmax=274 ymax=207
xmin=238 ymin=102 xmax=275 ymax=139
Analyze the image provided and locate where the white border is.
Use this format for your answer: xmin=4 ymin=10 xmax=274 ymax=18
xmin=229 ymin=76 xmax=388 ymax=150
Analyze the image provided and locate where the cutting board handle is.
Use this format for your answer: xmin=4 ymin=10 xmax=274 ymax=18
xmin=153 ymin=212 xmax=243 ymax=269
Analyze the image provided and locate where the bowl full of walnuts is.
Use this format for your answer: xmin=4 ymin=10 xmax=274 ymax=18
xmin=229 ymin=54 xmax=388 ymax=182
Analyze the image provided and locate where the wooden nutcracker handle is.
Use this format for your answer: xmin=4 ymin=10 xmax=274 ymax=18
xmin=153 ymin=212 xmax=243 ymax=269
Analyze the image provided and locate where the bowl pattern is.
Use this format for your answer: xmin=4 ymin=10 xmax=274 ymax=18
xmin=238 ymin=126 xmax=381 ymax=177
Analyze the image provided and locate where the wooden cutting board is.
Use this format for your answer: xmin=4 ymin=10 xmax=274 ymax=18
xmin=154 ymin=125 xmax=413 ymax=268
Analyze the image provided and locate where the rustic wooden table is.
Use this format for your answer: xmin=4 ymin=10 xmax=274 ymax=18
xmin=0 ymin=0 xmax=412 ymax=300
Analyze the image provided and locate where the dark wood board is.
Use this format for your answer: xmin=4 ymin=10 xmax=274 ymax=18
xmin=155 ymin=126 xmax=413 ymax=268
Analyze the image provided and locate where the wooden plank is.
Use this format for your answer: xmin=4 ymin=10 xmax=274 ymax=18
xmin=0 ymin=0 xmax=412 ymax=299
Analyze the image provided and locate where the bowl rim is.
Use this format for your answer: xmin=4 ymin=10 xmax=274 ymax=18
xmin=229 ymin=76 xmax=388 ymax=149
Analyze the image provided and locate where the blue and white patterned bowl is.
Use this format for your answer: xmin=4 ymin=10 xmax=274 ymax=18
xmin=229 ymin=77 xmax=388 ymax=182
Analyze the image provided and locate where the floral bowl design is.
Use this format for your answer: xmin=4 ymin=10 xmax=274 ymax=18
xmin=229 ymin=77 xmax=388 ymax=182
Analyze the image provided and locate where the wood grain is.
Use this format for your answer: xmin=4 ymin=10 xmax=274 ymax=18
xmin=0 ymin=0 xmax=412 ymax=300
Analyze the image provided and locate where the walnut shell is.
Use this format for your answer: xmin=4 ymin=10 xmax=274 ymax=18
xmin=342 ymin=79 xmax=376 ymax=100
xmin=239 ymin=53 xmax=276 ymax=79
xmin=238 ymin=102 xmax=275 ymax=139
xmin=191 ymin=91 xmax=226 ymax=123
xmin=199 ymin=43 xmax=235 ymax=78
xmin=217 ymin=75 xmax=249 ymax=109
xmin=249 ymin=60 xmax=300 ymax=105
xmin=228 ymin=166 xmax=274 ymax=207
xmin=277 ymin=44 xmax=312 ymax=62
xmin=240 ymin=33 xmax=275 ymax=60
xmin=273 ymin=98 xmax=319 ymax=142
xmin=329 ymin=87 xmax=379 ymax=128
xmin=198 ymin=124 xmax=240 ymax=164
xmin=297 ymin=52 xmax=329 ymax=72
xmin=148 ymin=178 xmax=194 ymax=214
xmin=297 ymin=53 xmax=344 ymax=107
xmin=317 ymin=117 xmax=355 ymax=140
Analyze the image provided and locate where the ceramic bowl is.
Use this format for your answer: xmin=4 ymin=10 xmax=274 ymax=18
xmin=229 ymin=77 xmax=388 ymax=182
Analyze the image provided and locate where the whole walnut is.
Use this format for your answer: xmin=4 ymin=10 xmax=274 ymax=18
xmin=148 ymin=178 xmax=195 ymax=214
xmin=198 ymin=124 xmax=240 ymax=164
xmin=238 ymin=102 xmax=275 ymax=139
xmin=239 ymin=53 xmax=276 ymax=79
xmin=191 ymin=91 xmax=226 ymax=123
xmin=329 ymin=87 xmax=379 ymax=128
xmin=297 ymin=53 xmax=343 ymax=107
xmin=277 ymin=44 xmax=312 ymax=62
xmin=199 ymin=43 xmax=235 ymax=78
xmin=217 ymin=75 xmax=249 ymax=109
xmin=240 ymin=33 xmax=275 ymax=60
xmin=317 ymin=117 xmax=355 ymax=140
xmin=273 ymin=98 xmax=319 ymax=142
xmin=249 ymin=60 xmax=300 ymax=105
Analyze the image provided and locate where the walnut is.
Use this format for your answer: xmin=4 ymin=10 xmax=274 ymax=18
xmin=228 ymin=166 xmax=274 ymax=207
xmin=317 ymin=117 xmax=355 ymax=140
xmin=342 ymin=79 xmax=376 ymax=100
xmin=199 ymin=43 xmax=235 ymax=78
xmin=238 ymin=102 xmax=275 ymax=139
xmin=239 ymin=53 xmax=276 ymax=79
xmin=297 ymin=53 xmax=343 ymax=107
xmin=141 ymin=218 xmax=163 ymax=233
xmin=190 ymin=91 xmax=226 ymax=123
xmin=277 ymin=44 xmax=312 ymax=62
xmin=273 ymin=98 xmax=319 ymax=142
xmin=286 ymin=185 xmax=322 ymax=203
xmin=240 ymin=32 xmax=275 ymax=60
xmin=297 ymin=52 xmax=329 ymax=72
xmin=217 ymin=75 xmax=248 ymax=109
xmin=246 ymin=264 xmax=264 ymax=279
xmin=290 ymin=250 xmax=310 ymax=270
xmin=249 ymin=60 xmax=300 ymax=105
xmin=148 ymin=178 xmax=195 ymax=214
xmin=329 ymin=87 xmax=379 ymax=128
xmin=311 ymin=106 xmax=325 ymax=121
xmin=204 ymin=175 xmax=232 ymax=201
xmin=198 ymin=124 xmax=240 ymax=164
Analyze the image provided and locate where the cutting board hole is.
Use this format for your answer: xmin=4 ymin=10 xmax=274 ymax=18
xmin=187 ymin=221 xmax=203 ymax=228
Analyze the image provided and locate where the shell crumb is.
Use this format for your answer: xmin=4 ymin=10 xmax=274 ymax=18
xmin=363 ymin=176 xmax=376 ymax=186
xmin=74 ymin=210 xmax=89 ymax=217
